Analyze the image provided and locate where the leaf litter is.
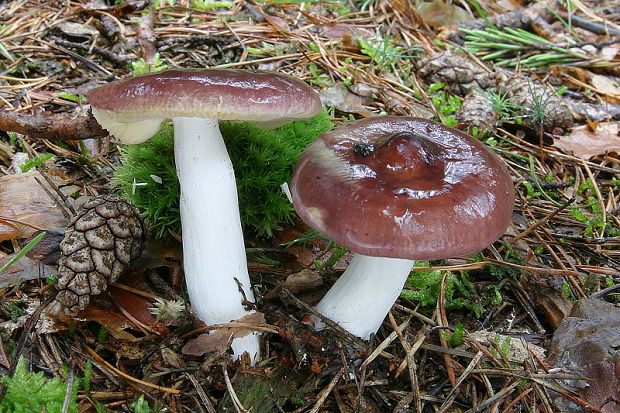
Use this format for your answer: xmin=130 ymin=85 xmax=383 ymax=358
xmin=0 ymin=0 xmax=619 ymax=411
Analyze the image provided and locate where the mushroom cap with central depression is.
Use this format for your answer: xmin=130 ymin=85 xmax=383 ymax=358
xmin=290 ymin=117 xmax=514 ymax=260
xmin=86 ymin=69 xmax=322 ymax=144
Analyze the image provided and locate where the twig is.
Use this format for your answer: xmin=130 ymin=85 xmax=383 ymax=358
xmin=307 ymin=367 xmax=345 ymax=413
xmin=0 ymin=109 xmax=107 ymax=140
xmin=52 ymin=37 xmax=128 ymax=65
xmin=61 ymin=363 xmax=75 ymax=413
xmin=387 ymin=313 xmax=420 ymax=410
xmin=34 ymin=172 xmax=76 ymax=217
xmin=185 ymin=373 xmax=217 ymax=413
xmin=559 ymin=14 xmax=620 ymax=36
xmin=464 ymin=381 xmax=520 ymax=413
xmin=359 ymin=316 xmax=411 ymax=370
xmin=501 ymin=197 xmax=574 ymax=250
xmin=221 ymin=363 xmax=249 ymax=413
xmin=31 ymin=37 xmax=112 ymax=76
xmin=437 ymin=273 xmax=457 ymax=386
xmin=85 ymin=346 xmax=183 ymax=394
xmin=278 ymin=288 xmax=367 ymax=349
xmin=137 ymin=11 xmax=158 ymax=63
xmin=438 ymin=351 xmax=484 ymax=412
xmin=591 ymin=282 xmax=620 ymax=299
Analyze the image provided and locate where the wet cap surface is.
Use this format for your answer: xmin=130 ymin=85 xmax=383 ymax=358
xmin=86 ymin=69 xmax=322 ymax=143
xmin=87 ymin=69 xmax=321 ymax=121
xmin=290 ymin=117 xmax=515 ymax=260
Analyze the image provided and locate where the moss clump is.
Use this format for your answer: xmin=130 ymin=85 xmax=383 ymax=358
xmin=115 ymin=110 xmax=332 ymax=238
xmin=400 ymin=262 xmax=504 ymax=318
xmin=0 ymin=357 xmax=79 ymax=413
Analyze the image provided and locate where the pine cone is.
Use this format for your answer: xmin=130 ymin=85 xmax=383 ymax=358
xmin=456 ymin=90 xmax=499 ymax=134
xmin=503 ymin=77 xmax=573 ymax=132
xmin=55 ymin=195 xmax=146 ymax=315
xmin=416 ymin=51 xmax=496 ymax=96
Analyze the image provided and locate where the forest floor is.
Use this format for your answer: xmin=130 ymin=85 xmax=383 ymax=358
xmin=0 ymin=0 xmax=619 ymax=412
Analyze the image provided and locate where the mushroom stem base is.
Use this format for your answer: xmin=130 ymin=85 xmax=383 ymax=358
xmin=314 ymin=254 xmax=414 ymax=339
xmin=173 ymin=116 xmax=259 ymax=363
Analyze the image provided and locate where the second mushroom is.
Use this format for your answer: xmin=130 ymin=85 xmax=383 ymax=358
xmin=290 ymin=116 xmax=514 ymax=339
xmin=87 ymin=69 xmax=321 ymax=362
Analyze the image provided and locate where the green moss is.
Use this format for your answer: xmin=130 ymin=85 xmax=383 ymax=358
xmin=400 ymin=262 xmax=506 ymax=318
xmin=115 ymin=110 xmax=332 ymax=238
xmin=0 ymin=357 xmax=79 ymax=413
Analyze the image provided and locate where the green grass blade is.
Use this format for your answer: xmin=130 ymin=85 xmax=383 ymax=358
xmin=0 ymin=231 xmax=47 ymax=273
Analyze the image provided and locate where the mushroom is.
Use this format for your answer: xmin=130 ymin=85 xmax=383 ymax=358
xmin=86 ymin=69 xmax=321 ymax=361
xmin=290 ymin=117 xmax=514 ymax=339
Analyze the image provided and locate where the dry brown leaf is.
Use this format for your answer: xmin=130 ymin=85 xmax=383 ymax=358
xmin=553 ymin=122 xmax=620 ymax=159
xmin=415 ymin=0 xmax=473 ymax=27
xmin=57 ymin=21 xmax=99 ymax=38
xmin=0 ymin=255 xmax=56 ymax=288
xmin=182 ymin=312 xmax=266 ymax=356
xmin=264 ymin=269 xmax=323 ymax=299
xmin=67 ymin=271 xmax=165 ymax=340
xmin=590 ymin=73 xmax=620 ymax=97
xmin=319 ymin=23 xmax=374 ymax=47
xmin=467 ymin=330 xmax=546 ymax=362
xmin=0 ymin=170 xmax=71 ymax=239
xmin=0 ymin=220 xmax=20 ymax=241
xmin=319 ymin=83 xmax=373 ymax=116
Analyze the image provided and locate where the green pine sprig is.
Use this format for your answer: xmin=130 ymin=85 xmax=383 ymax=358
xmin=461 ymin=27 xmax=591 ymax=68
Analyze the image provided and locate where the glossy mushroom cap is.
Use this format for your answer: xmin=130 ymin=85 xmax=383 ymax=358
xmin=291 ymin=117 xmax=514 ymax=260
xmin=86 ymin=69 xmax=322 ymax=144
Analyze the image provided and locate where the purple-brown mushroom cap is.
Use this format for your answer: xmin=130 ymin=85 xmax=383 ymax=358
xmin=86 ymin=69 xmax=322 ymax=144
xmin=290 ymin=117 xmax=514 ymax=260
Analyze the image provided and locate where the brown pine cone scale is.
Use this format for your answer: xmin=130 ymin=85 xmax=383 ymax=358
xmin=55 ymin=195 xmax=146 ymax=314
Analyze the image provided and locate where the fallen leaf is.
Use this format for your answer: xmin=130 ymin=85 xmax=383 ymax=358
xmin=182 ymin=312 xmax=267 ymax=356
xmin=553 ymin=122 xmax=620 ymax=159
xmin=57 ymin=21 xmax=99 ymax=38
xmin=415 ymin=0 xmax=473 ymax=27
xmin=0 ymin=170 xmax=72 ymax=239
xmin=579 ymin=361 xmax=620 ymax=413
xmin=68 ymin=271 xmax=165 ymax=340
xmin=0 ymin=255 xmax=56 ymax=288
xmin=467 ymin=330 xmax=546 ymax=362
xmin=264 ymin=269 xmax=323 ymax=299
xmin=568 ymin=100 xmax=620 ymax=122
xmin=319 ymin=23 xmax=374 ymax=47
xmin=549 ymin=298 xmax=620 ymax=412
xmin=0 ymin=140 xmax=14 ymax=165
xmin=0 ymin=220 xmax=20 ymax=241
xmin=599 ymin=46 xmax=619 ymax=61
xmin=590 ymin=73 xmax=620 ymax=98
xmin=319 ymin=83 xmax=373 ymax=116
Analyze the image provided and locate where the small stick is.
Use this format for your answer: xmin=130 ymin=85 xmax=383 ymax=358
xmin=85 ymin=346 xmax=183 ymax=394
xmin=221 ymin=363 xmax=249 ymax=413
xmin=185 ymin=373 xmax=217 ymax=413
xmin=307 ymin=367 xmax=344 ymax=413
xmin=34 ymin=171 xmax=76 ymax=216
xmin=278 ymin=288 xmax=367 ymax=349
xmin=438 ymin=351 xmax=484 ymax=413
xmin=437 ymin=274 xmax=457 ymax=386
xmin=61 ymin=363 xmax=75 ymax=413
xmin=500 ymin=197 xmax=574 ymax=251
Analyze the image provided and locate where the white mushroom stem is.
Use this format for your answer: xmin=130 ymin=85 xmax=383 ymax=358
xmin=173 ymin=117 xmax=260 ymax=363
xmin=314 ymin=255 xmax=414 ymax=339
